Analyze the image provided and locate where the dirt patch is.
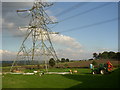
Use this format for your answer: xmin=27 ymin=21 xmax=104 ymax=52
xmin=55 ymin=60 xmax=120 ymax=68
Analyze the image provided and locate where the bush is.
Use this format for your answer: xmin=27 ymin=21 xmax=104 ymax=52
xmin=49 ymin=58 xmax=55 ymax=67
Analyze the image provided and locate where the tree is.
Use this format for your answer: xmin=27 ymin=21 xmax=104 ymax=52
xmin=61 ymin=58 xmax=66 ymax=63
xmin=66 ymin=58 xmax=69 ymax=62
xmin=101 ymin=51 xmax=109 ymax=59
xmin=49 ymin=58 xmax=55 ymax=67
xmin=93 ymin=53 xmax=98 ymax=59
xmin=108 ymin=51 xmax=116 ymax=59
xmin=93 ymin=51 xmax=119 ymax=60
xmin=56 ymin=59 xmax=60 ymax=63
xmin=89 ymin=58 xmax=93 ymax=61
xmin=97 ymin=53 xmax=102 ymax=59
xmin=116 ymin=52 xmax=120 ymax=60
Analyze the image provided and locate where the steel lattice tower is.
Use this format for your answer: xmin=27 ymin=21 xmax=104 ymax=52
xmin=10 ymin=1 xmax=58 ymax=72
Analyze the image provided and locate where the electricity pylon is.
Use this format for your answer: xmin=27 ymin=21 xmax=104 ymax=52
xmin=10 ymin=1 xmax=58 ymax=72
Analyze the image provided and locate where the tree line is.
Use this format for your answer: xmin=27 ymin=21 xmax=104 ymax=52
xmin=49 ymin=58 xmax=69 ymax=67
xmin=93 ymin=51 xmax=120 ymax=60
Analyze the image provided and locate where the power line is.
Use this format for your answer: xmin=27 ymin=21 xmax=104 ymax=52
xmin=60 ymin=17 xmax=118 ymax=33
xmin=3 ymin=17 xmax=118 ymax=38
xmin=59 ymin=2 xmax=112 ymax=23
xmin=50 ymin=17 xmax=118 ymax=41
xmin=3 ymin=2 xmax=117 ymax=38
xmin=55 ymin=2 xmax=88 ymax=17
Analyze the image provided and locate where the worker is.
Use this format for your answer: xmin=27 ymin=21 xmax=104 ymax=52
xmin=90 ymin=64 xmax=94 ymax=69
xmin=106 ymin=61 xmax=113 ymax=71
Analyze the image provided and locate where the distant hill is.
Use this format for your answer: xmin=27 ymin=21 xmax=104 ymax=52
xmin=1 ymin=61 xmax=13 ymax=64
xmin=1 ymin=60 xmax=45 ymax=67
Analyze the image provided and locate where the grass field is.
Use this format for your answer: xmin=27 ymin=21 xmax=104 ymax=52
xmin=2 ymin=68 xmax=120 ymax=88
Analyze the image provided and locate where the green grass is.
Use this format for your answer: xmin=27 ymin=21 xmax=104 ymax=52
xmin=2 ymin=67 xmax=11 ymax=72
xmin=2 ymin=68 xmax=120 ymax=88
xmin=2 ymin=74 xmax=80 ymax=88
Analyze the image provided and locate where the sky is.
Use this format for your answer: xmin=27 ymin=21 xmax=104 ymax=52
xmin=1 ymin=1 xmax=119 ymax=61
